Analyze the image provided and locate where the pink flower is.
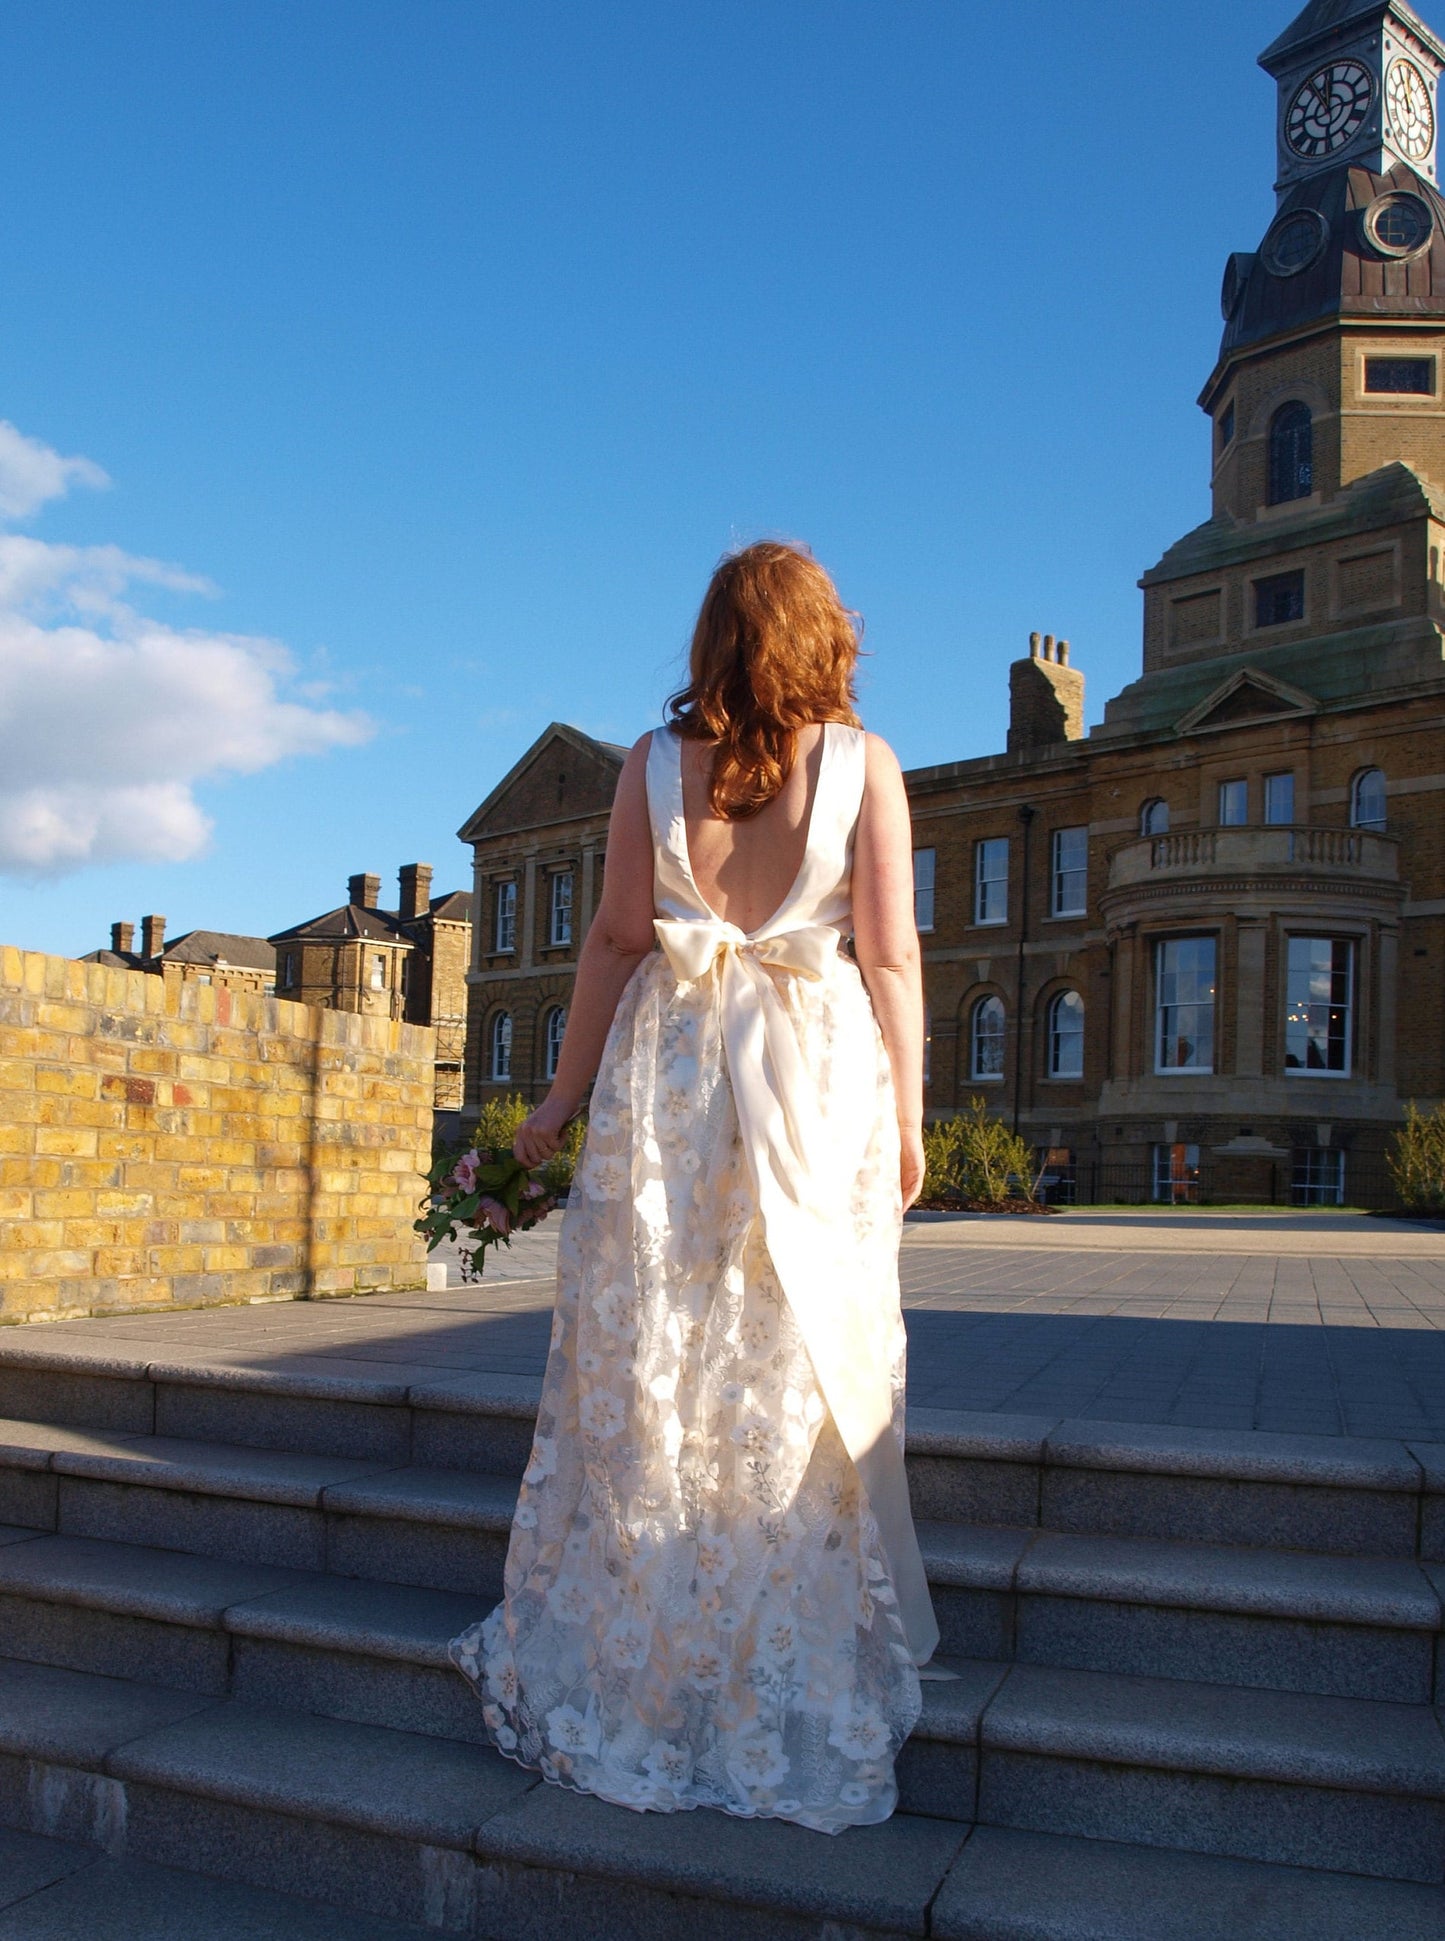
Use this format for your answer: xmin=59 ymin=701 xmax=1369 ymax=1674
xmin=522 ymin=1179 xmax=546 ymax=1200
xmin=452 ymin=1152 xmax=480 ymax=1192
xmin=478 ymin=1196 xmax=512 ymax=1236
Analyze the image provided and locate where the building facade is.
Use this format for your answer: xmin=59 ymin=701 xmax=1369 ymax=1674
xmin=269 ymin=866 xmax=472 ymax=1111
xmin=458 ymin=0 xmax=1445 ymax=1204
xmin=84 ymin=916 xmax=276 ymax=997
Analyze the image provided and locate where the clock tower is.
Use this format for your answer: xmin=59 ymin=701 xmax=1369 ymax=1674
xmin=1262 ymin=0 xmax=1445 ymax=196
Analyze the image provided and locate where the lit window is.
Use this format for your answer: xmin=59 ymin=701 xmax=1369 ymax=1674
xmin=1284 ymin=937 xmax=1353 ymax=1075
xmin=1292 ymin=1148 xmax=1345 ymax=1206
xmin=970 ymin=995 xmax=1006 ymax=1080
xmin=490 ymin=1011 xmax=512 ymax=1081
xmin=494 ymin=881 xmax=517 ymax=954
xmin=1254 ymin=570 xmax=1305 ymax=627
xmin=545 ymin=1006 xmax=567 ymax=1080
xmin=1364 ymin=356 xmax=1433 ymax=394
xmin=1268 ymin=401 xmax=1312 ymax=504
xmin=370 ymin=954 xmax=386 ymax=990
xmin=1051 ymin=827 xmax=1087 ymax=917
xmin=549 ymin=871 xmax=573 ymax=947
xmin=1140 ymin=798 xmax=1169 ymax=837
xmin=1155 ymin=937 xmax=1216 ymax=1073
xmin=913 ymin=848 xmax=936 ymax=933
xmin=1218 ymin=780 xmax=1248 ymax=826
xmin=1264 ymin=772 xmax=1295 ymax=824
xmin=974 ymin=838 xmax=1009 ymax=925
xmin=1350 ymin=768 xmax=1386 ymax=830
xmin=1047 ymin=990 xmax=1084 ymax=1078
xmin=1153 ymin=1143 xmax=1201 ymax=1203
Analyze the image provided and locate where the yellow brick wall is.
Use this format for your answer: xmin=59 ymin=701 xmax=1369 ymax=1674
xmin=0 ymin=946 xmax=434 ymax=1324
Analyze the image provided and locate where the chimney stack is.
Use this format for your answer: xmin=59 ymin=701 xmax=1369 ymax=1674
xmin=1008 ymin=631 xmax=1085 ymax=755
xmin=348 ymin=873 xmax=381 ymax=910
xmin=398 ymin=862 xmax=433 ymax=923
xmin=110 ymin=920 xmax=135 ymax=956
xmin=140 ymin=914 xmax=166 ymax=960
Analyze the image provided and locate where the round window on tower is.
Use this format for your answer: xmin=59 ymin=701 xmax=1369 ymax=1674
xmin=1220 ymin=252 xmax=1255 ymax=321
xmin=1362 ymin=191 xmax=1435 ymax=258
xmin=1261 ymin=209 xmax=1329 ymax=277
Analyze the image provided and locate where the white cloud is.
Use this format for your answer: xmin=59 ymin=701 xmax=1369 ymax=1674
xmin=0 ymin=420 xmax=109 ymax=520
xmin=0 ymin=424 xmax=372 ymax=878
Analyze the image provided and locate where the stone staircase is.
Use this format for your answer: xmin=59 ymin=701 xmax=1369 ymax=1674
xmin=0 ymin=1340 xmax=1442 ymax=1936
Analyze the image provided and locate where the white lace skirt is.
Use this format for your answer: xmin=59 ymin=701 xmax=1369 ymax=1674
xmin=449 ymin=950 xmax=922 ymax=1833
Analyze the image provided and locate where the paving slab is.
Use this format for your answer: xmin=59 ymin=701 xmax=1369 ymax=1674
xmin=0 ymin=1657 xmax=216 ymax=1763
xmin=50 ymin=1433 xmax=392 ymax=1505
xmin=0 ymin=1825 xmax=96 ymax=1911
xmin=0 ymin=1534 xmax=304 ymax=1624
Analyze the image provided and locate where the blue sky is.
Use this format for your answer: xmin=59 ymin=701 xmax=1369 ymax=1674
xmin=0 ymin=0 xmax=1301 ymax=956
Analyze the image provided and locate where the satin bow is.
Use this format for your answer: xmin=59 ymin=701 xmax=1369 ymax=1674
xmin=653 ymin=917 xmax=840 ymax=985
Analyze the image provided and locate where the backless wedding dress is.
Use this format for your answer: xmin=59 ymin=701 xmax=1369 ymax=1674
xmin=450 ymin=721 xmax=939 ymax=1832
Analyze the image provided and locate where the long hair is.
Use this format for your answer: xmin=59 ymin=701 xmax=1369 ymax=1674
xmin=666 ymin=541 xmax=863 ymax=820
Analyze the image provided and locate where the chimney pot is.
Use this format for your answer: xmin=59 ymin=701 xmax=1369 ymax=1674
xmin=140 ymin=914 xmax=165 ymax=959
xmin=111 ymin=920 xmax=135 ymax=956
xmin=348 ymin=873 xmax=382 ymax=911
xmin=1029 ymin=631 xmax=1041 ymax=659
xmin=1058 ymin=639 xmax=1070 ymax=666
xmin=1043 ymin=634 xmax=1056 ymax=661
xmin=398 ymin=862 xmax=434 ymax=923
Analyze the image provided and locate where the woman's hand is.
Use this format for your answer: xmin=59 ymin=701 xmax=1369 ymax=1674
xmin=514 ymin=1094 xmax=575 ymax=1170
xmin=900 ymin=1123 xmax=925 ymax=1211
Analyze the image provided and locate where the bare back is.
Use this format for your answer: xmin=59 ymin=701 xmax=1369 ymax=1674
xmin=678 ymin=724 xmax=826 ymax=934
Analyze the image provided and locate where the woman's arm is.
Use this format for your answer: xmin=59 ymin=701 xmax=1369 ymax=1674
xmin=851 ymin=732 xmax=926 ymax=1209
xmin=513 ymin=734 xmax=658 ymax=1168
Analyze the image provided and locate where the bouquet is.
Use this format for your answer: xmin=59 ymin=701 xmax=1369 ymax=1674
xmin=415 ymin=1143 xmax=561 ymax=1281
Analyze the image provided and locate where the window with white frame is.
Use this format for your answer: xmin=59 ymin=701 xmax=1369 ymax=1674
xmin=1155 ymin=937 xmax=1216 ymax=1073
xmin=544 ymin=1005 xmax=567 ymax=1079
xmin=1047 ymin=990 xmax=1084 ymax=1078
xmin=1292 ymin=1148 xmax=1345 ymax=1206
xmin=1140 ymin=798 xmax=1169 ymax=837
xmin=1264 ymin=772 xmax=1295 ymax=825
xmin=1218 ymin=779 xmax=1248 ymax=826
xmin=549 ymin=871 xmax=573 ymax=947
xmin=1350 ymin=768 xmax=1386 ymax=831
xmin=1051 ymin=827 xmax=1087 ymax=917
xmin=970 ymin=995 xmax=1006 ymax=1080
xmin=1284 ymin=937 xmax=1353 ymax=1074
xmin=489 ymin=1011 xmax=512 ymax=1082
xmin=1153 ymin=1142 xmax=1201 ymax=1204
xmin=974 ymin=838 xmax=1008 ymax=925
xmin=494 ymin=880 xmax=517 ymax=954
xmin=913 ymin=849 xmax=936 ymax=933
xmin=369 ymin=953 xmax=386 ymax=991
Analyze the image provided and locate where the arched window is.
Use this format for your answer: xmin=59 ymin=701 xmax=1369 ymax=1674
xmin=1350 ymin=767 xmax=1386 ymax=831
xmin=1268 ymin=401 xmax=1313 ymax=505
xmin=970 ymin=996 xmax=1006 ymax=1081
xmin=1140 ymin=798 xmax=1169 ymax=837
xmin=489 ymin=1011 xmax=512 ymax=1082
xmin=1048 ymin=990 xmax=1085 ymax=1079
xmin=544 ymin=1006 xmax=567 ymax=1080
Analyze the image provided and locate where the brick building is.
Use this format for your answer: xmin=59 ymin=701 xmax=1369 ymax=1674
xmin=84 ymin=917 xmax=276 ymax=998
xmin=459 ymin=0 xmax=1445 ymax=1203
xmin=269 ymin=866 xmax=472 ymax=1110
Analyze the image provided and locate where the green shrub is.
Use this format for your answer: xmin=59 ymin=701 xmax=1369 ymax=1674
xmin=922 ymin=1097 xmax=1038 ymax=1207
xmin=1388 ymin=1101 xmax=1445 ymax=1213
xmin=470 ymin=1091 xmax=586 ymax=1198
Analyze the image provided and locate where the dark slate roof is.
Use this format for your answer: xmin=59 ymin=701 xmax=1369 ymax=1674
xmin=80 ymin=949 xmax=150 ymax=970
xmin=1217 ymin=161 xmax=1445 ymax=364
xmin=161 ymin=929 xmax=276 ymax=971
xmin=428 ymin=890 xmax=473 ymax=922
xmin=269 ymin=903 xmax=414 ymax=946
xmin=1260 ymin=0 xmax=1445 ymax=71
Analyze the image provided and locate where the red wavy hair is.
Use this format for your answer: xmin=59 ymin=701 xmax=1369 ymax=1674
xmin=666 ymin=541 xmax=863 ymax=820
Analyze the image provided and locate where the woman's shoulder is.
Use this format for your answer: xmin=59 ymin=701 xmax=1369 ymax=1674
xmin=860 ymin=729 xmax=903 ymax=780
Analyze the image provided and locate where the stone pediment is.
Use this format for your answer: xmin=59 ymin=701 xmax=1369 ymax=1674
xmin=1175 ymin=668 xmax=1319 ymax=735
xmin=458 ymin=722 xmax=629 ymax=842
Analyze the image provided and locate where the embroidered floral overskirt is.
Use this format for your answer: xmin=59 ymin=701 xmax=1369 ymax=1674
xmin=449 ymin=949 xmax=923 ymax=1832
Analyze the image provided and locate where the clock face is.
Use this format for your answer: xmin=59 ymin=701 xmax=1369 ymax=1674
xmin=1286 ymin=60 xmax=1374 ymax=158
xmin=1386 ymin=57 xmax=1435 ymax=160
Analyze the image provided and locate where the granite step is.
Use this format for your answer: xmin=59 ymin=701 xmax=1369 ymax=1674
xmin=0 ymin=1418 xmax=1440 ymax=1701
xmin=0 ymin=1823 xmax=433 ymax=1938
xmin=2 ymin=1336 xmax=1441 ymax=1559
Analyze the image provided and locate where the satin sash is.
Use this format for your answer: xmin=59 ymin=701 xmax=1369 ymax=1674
xmin=652 ymin=910 xmax=940 ymax=1668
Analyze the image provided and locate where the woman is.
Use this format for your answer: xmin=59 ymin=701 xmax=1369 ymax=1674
xmin=450 ymin=540 xmax=941 ymax=1833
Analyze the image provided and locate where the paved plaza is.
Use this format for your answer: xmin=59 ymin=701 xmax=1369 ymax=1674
xmin=28 ymin=1208 xmax=1445 ymax=1444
